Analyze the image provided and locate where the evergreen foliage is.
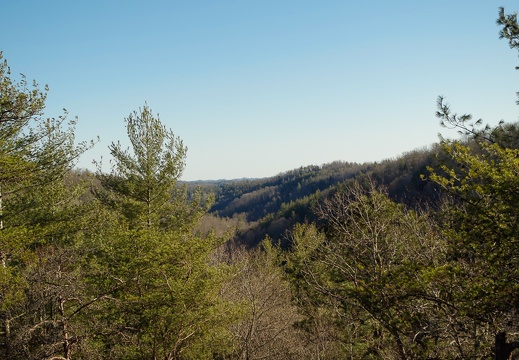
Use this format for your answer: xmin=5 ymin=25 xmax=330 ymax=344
xmin=0 ymin=52 xmax=95 ymax=359
xmin=92 ymin=104 xmax=232 ymax=359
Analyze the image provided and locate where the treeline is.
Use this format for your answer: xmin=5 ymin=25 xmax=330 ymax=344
xmin=2 ymin=6 xmax=519 ymax=359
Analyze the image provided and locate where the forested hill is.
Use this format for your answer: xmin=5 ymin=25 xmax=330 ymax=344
xmin=187 ymin=144 xmax=443 ymax=247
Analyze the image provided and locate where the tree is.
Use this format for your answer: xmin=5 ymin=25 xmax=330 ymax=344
xmin=95 ymin=103 xmax=188 ymax=230
xmin=93 ymin=104 xmax=232 ymax=359
xmin=286 ymin=180 xmax=447 ymax=359
xmin=427 ymin=138 xmax=519 ymax=359
xmin=0 ymin=51 xmax=46 ymax=193
xmin=497 ymin=6 xmax=519 ymax=105
xmin=284 ymin=223 xmax=347 ymax=360
xmin=0 ymin=51 xmax=91 ymax=206
xmin=418 ymin=7 xmax=519 ymax=358
xmin=284 ymin=183 xmax=442 ymax=359
xmin=221 ymin=242 xmax=306 ymax=360
xmin=0 ymin=52 xmax=94 ymax=359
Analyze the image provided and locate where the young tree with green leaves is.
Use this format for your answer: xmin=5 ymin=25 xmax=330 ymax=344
xmin=93 ymin=104 xmax=232 ymax=359
xmin=95 ymin=104 xmax=188 ymax=230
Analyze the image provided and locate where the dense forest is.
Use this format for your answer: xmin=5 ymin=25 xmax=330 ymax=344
xmin=2 ymin=6 xmax=519 ymax=360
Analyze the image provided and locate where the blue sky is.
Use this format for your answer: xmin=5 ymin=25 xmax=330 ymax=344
xmin=2 ymin=1 xmax=519 ymax=180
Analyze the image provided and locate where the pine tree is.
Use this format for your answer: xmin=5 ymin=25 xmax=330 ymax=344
xmin=0 ymin=52 xmax=94 ymax=359
xmin=93 ymin=104 xmax=232 ymax=359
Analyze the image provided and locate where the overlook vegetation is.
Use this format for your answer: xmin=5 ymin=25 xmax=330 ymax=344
xmin=2 ymin=6 xmax=519 ymax=360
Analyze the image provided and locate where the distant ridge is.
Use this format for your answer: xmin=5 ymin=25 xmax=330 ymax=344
xmin=187 ymin=146 xmax=442 ymax=247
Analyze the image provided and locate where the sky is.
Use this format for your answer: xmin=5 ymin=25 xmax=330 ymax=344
xmin=2 ymin=1 xmax=519 ymax=180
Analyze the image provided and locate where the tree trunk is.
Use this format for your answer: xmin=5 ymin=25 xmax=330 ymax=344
xmin=2 ymin=312 xmax=10 ymax=360
xmin=495 ymin=332 xmax=519 ymax=360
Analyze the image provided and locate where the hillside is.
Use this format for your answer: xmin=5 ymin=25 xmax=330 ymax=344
xmin=187 ymin=144 xmax=444 ymax=247
xmin=189 ymin=119 xmax=519 ymax=247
